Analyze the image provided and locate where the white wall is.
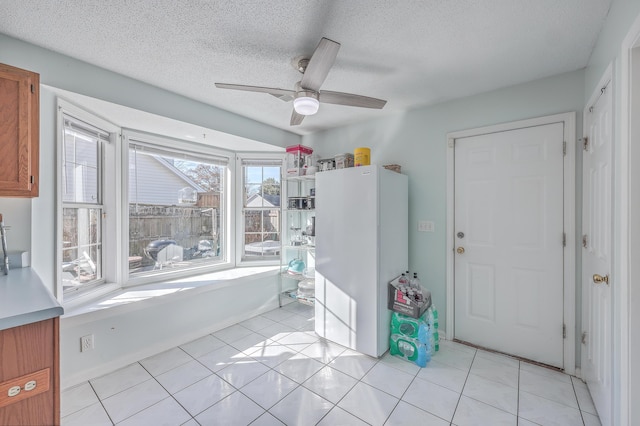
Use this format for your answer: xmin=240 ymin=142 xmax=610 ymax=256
xmin=61 ymin=272 xmax=279 ymax=389
xmin=304 ymin=69 xmax=586 ymax=347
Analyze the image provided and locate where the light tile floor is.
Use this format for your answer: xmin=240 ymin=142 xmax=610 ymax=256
xmin=61 ymin=301 xmax=601 ymax=425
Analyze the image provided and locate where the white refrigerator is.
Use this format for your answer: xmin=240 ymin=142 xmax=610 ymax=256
xmin=314 ymin=165 xmax=408 ymax=357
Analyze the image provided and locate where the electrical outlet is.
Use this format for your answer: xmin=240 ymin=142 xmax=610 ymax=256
xmin=418 ymin=220 xmax=435 ymax=232
xmin=80 ymin=334 xmax=94 ymax=352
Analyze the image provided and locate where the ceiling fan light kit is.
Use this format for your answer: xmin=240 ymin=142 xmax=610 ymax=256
xmin=215 ymin=37 xmax=387 ymax=126
xmin=293 ymin=92 xmax=320 ymax=115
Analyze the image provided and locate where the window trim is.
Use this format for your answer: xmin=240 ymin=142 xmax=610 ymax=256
xmin=122 ymin=129 xmax=236 ymax=288
xmin=235 ymin=153 xmax=285 ymax=266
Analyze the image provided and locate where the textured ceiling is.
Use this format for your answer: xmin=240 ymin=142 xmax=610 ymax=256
xmin=0 ymin=0 xmax=611 ymax=135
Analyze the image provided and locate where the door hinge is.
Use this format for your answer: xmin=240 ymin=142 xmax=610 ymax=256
xmin=581 ymin=331 xmax=587 ymax=344
xmin=562 ymin=141 xmax=567 ymax=156
xmin=581 ymin=137 xmax=589 ymax=151
xmin=562 ymin=233 xmax=566 ymax=247
xmin=582 ymin=234 xmax=588 ymax=248
xmin=563 ymin=324 xmax=567 ymax=339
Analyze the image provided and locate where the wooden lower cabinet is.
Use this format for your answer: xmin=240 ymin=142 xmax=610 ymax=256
xmin=0 ymin=318 xmax=60 ymax=425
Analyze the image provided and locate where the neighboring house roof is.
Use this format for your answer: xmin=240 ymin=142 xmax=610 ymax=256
xmin=246 ymin=193 xmax=280 ymax=208
xmin=153 ymin=156 xmax=206 ymax=192
xmin=130 ymin=153 xmax=209 ymax=205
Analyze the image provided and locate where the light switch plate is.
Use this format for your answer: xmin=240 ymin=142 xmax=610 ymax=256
xmin=418 ymin=221 xmax=435 ymax=232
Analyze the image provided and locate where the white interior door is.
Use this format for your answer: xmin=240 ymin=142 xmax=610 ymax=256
xmin=582 ymin=73 xmax=613 ymax=425
xmin=454 ymin=123 xmax=565 ymax=367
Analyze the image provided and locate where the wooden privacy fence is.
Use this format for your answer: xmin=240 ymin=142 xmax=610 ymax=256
xmin=129 ymin=204 xmax=218 ymax=266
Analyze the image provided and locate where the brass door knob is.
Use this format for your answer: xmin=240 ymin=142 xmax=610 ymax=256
xmin=592 ymin=274 xmax=609 ymax=285
xmin=456 ymin=247 xmax=465 ymax=254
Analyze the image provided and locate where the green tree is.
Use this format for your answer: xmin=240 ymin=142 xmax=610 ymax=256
xmin=262 ymin=177 xmax=280 ymax=195
xmin=182 ymin=163 xmax=222 ymax=192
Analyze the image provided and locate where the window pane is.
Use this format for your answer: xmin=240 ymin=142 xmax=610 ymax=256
xmin=129 ymin=147 xmax=225 ymax=276
xmin=63 ymin=130 xmax=99 ymax=203
xmin=61 ymin=207 xmax=102 ymax=291
xmin=243 ymin=209 xmax=280 ymax=257
xmin=244 ymin=166 xmax=281 ymax=208
xmin=241 ymin=162 xmax=281 ymax=259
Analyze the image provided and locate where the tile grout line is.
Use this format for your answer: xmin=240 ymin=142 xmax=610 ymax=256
xmin=517 ymin=360 xmax=520 ymax=425
xmin=136 ymin=355 xmax=203 ymax=424
xmin=570 ymin=376 xmax=588 ymax=426
xmin=383 ymin=360 xmax=424 ymax=426
xmin=310 ymin=352 xmax=381 ymax=426
xmin=450 ymin=347 xmax=477 ymax=424
xmin=87 ymin=379 xmax=117 ymax=426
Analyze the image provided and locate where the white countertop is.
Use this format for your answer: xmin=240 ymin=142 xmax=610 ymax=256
xmin=0 ymin=268 xmax=64 ymax=331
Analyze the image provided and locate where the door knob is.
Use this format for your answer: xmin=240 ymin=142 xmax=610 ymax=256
xmin=456 ymin=247 xmax=465 ymax=254
xmin=592 ymin=274 xmax=609 ymax=285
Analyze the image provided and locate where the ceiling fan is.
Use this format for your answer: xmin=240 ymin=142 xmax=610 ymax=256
xmin=215 ymin=37 xmax=387 ymax=126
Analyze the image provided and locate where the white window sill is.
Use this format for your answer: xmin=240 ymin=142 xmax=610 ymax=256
xmin=61 ymin=266 xmax=280 ymax=323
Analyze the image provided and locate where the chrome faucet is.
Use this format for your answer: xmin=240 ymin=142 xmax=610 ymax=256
xmin=0 ymin=214 xmax=8 ymax=275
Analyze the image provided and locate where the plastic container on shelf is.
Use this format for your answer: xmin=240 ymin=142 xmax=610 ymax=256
xmin=297 ymin=278 xmax=315 ymax=298
xmin=334 ymin=153 xmax=354 ymax=169
xmin=354 ymin=147 xmax=371 ymax=166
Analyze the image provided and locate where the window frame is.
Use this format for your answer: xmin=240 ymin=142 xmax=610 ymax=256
xmin=56 ymin=99 xmax=121 ymax=305
xmin=122 ymin=129 xmax=236 ymax=287
xmin=235 ymin=154 xmax=285 ymax=266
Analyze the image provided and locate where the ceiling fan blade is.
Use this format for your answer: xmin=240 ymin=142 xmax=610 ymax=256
xmin=290 ymin=110 xmax=305 ymax=126
xmin=270 ymin=93 xmax=294 ymax=102
xmin=300 ymin=38 xmax=340 ymax=91
xmin=320 ymin=90 xmax=387 ymax=109
xmin=215 ymin=83 xmax=295 ymax=98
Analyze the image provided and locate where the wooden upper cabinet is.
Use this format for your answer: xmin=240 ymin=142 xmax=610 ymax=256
xmin=0 ymin=63 xmax=39 ymax=197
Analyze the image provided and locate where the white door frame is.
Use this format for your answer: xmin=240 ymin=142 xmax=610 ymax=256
xmin=616 ymin=13 xmax=640 ymax=426
xmin=446 ymin=112 xmax=576 ymax=375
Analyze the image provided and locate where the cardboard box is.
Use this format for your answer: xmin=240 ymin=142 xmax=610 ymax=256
xmin=387 ymin=276 xmax=431 ymax=318
xmin=334 ymin=153 xmax=354 ymax=169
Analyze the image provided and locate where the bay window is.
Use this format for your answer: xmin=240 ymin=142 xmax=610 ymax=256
xmin=58 ymin=102 xmax=283 ymax=303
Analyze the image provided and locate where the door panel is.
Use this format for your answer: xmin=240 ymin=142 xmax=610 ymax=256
xmin=454 ymin=122 xmax=565 ymax=368
xmin=582 ymin=75 xmax=613 ymax=425
xmin=467 ymin=263 xmax=496 ymax=321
